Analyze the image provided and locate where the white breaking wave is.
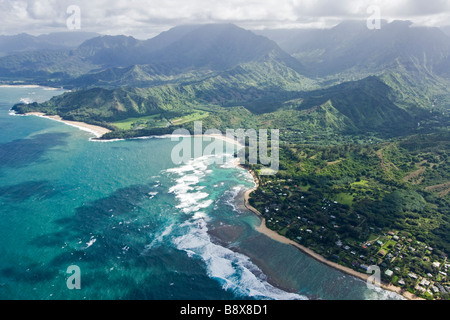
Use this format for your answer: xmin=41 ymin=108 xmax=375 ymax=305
xmin=8 ymin=109 xmax=22 ymax=116
xmin=84 ymin=237 xmax=97 ymax=250
xmin=90 ymin=138 xmax=125 ymax=143
xmin=363 ymin=282 xmax=405 ymax=300
xmin=164 ymin=154 xmax=306 ymax=300
xmin=148 ymin=191 xmax=158 ymax=199
xmin=224 ymin=185 xmax=244 ymax=212
xmin=162 ymin=155 xmax=306 ymax=300
xmin=220 ymin=156 xmax=238 ymax=169
xmin=166 ymin=155 xmax=217 ymax=215
xmin=172 ymin=218 xmax=306 ymax=300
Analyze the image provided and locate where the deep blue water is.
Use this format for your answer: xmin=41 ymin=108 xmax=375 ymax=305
xmin=0 ymin=86 xmax=403 ymax=300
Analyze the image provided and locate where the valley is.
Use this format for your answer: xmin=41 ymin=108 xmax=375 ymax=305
xmin=3 ymin=20 xmax=450 ymax=300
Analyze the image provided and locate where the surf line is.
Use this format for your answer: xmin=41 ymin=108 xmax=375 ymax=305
xmin=171 ymin=121 xmax=280 ymax=176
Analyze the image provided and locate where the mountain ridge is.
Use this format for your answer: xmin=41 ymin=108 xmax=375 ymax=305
xmin=6 ymin=21 xmax=450 ymax=141
xmin=256 ymin=20 xmax=450 ymax=78
xmin=0 ymin=23 xmax=306 ymax=86
xmin=0 ymin=31 xmax=100 ymax=57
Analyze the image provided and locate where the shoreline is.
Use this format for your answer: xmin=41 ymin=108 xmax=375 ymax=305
xmin=239 ymin=165 xmax=423 ymax=301
xmin=8 ymin=107 xmax=424 ymax=299
xmin=19 ymin=107 xmax=248 ymax=146
xmin=195 ymin=133 xmax=244 ymax=149
xmin=23 ymin=112 xmax=111 ymax=138
xmin=95 ymin=133 xmax=248 ymax=147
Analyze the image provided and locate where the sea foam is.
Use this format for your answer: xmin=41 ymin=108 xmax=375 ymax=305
xmin=165 ymin=154 xmax=306 ymax=300
xmin=172 ymin=218 xmax=306 ymax=300
xmin=166 ymin=155 xmax=216 ymax=215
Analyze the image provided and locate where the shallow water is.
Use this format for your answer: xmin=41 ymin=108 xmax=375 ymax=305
xmin=0 ymin=86 xmax=403 ymax=300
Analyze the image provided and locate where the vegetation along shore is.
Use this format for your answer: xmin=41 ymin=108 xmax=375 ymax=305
xmin=241 ymin=165 xmax=425 ymax=300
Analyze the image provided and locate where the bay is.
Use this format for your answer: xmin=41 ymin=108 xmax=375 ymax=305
xmin=0 ymin=86 xmax=403 ymax=300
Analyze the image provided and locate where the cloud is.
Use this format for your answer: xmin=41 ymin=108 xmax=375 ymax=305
xmin=0 ymin=0 xmax=449 ymax=37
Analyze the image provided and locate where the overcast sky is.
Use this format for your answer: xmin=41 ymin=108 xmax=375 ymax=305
xmin=1 ymin=0 xmax=449 ymax=38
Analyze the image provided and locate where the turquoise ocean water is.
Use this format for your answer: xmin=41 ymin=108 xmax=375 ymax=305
xmin=0 ymin=86 xmax=403 ymax=300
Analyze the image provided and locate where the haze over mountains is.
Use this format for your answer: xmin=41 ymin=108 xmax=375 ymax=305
xmin=256 ymin=20 xmax=450 ymax=77
xmin=6 ymin=21 xmax=450 ymax=138
xmin=0 ymin=23 xmax=305 ymax=82
xmin=2 ymin=21 xmax=449 ymax=76
xmin=3 ymin=13 xmax=450 ymax=301
xmin=0 ymin=32 xmax=100 ymax=57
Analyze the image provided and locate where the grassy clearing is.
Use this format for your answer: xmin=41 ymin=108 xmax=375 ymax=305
xmin=111 ymin=110 xmax=210 ymax=131
xmin=112 ymin=115 xmax=166 ymax=130
xmin=382 ymin=240 xmax=397 ymax=252
xmin=334 ymin=192 xmax=354 ymax=206
xmin=171 ymin=111 xmax=210 ymax=125
xmin=351 ymin=180 xmax=370 ymax=187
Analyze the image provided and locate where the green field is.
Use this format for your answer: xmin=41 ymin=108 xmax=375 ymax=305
xmin=112 ymin=111 xmax=210 ymax=130
xmin=171 ymin=111 xmax=210 ymax=125
xmin=112 ymin=115 xmax=167 ymax=130
xmin=334 ymin=192 xmax=355 ymax=206
xmin=352 ymin=180 xmax=370 ymax=187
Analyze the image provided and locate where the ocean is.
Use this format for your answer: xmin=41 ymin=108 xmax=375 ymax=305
xmin=0 ymin=86 xmax=403 ymax=300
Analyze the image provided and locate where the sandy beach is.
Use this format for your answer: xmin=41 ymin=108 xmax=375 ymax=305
xmin=195 ymin=133 xmax=245 ymax=149
xmin=240 ymin=166 xmax=423 ymax=301
xmin=0 ymin=84 xmax=42 ymax=88
xmin=15 ymin=111 xmax=424 ymax=299
xmin=24 ymin=112 xmax=111 ymax=138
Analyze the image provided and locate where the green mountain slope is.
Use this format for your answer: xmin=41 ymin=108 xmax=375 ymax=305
xmin=13 ymin=67 xmax=432 ymax=139
xmin=297 ymin=76 xmax=415 ymax=133
xmin=0 ymin=23 xmax=306 ymax=88
xmin=0 ymin=50 xmax=97 ymax=81
xmin=134 ymin=23 xmax=305 ymax=73
xmin=12 ymin=60 xmax=313 ymax=121
xmin=7 ymin=22 xmax=450 ymax=142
